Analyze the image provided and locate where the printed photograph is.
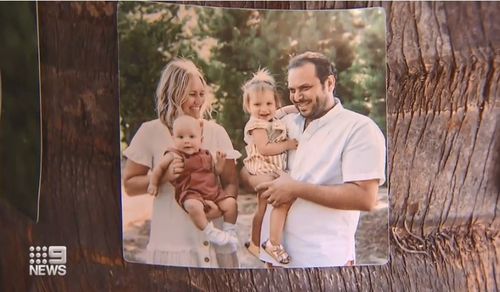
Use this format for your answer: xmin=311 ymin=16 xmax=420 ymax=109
xmin=0 ymin=2 xmax=41 ymax=221
xmin=119 ymin=2 xmax=388 ymax=268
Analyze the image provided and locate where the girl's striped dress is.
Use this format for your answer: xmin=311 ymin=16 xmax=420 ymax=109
xmin=243 ymin=117 xmax=288 ymax=175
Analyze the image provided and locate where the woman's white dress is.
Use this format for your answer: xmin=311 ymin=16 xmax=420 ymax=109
xmin=123 ymin=119 xmax=241 ymax=267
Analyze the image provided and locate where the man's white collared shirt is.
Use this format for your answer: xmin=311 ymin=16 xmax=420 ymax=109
xmin=260 ymin=99 xmax=386 ymax=267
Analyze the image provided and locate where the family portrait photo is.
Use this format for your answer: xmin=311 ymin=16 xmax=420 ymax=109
xmin=119 ymin=2 xmax=388 ymax=268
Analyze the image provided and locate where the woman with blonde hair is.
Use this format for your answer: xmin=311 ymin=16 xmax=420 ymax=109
xmin=123 ymin=58 xmax=241 ymax=268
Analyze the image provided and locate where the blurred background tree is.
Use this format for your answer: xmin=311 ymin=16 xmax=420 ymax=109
xmin=0 ymin=2 xmax=40 ymax=220
xmin=338 ymin=10 xmax=386 ymax=136
xmin=119 ymin=3 xmax=386 ymax=160
xmin=118 ymin=2 xmax=202 ymax=143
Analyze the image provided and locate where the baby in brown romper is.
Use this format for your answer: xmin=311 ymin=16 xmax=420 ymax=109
xmin=148 ymin=115 xmax=238 ymax=246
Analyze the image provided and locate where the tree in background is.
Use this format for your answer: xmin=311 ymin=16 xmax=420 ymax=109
xmin=118 ymin=4 xmax=386 ymax=158
xmin=338 ymin=9 xmax=387 ymax=136
xmin=0 ymin=2 xmax=40 ymax=220
xmin=118 ymin=2 xmax=201 ymax=144
xmin=196 ymin=8 xmax=384 ymax=155
xmin=3 ymin=3 xmax=497 ymax=291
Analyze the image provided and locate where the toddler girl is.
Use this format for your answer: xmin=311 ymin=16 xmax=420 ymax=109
xmin=242 ymin=69 xmax=298 ymax=264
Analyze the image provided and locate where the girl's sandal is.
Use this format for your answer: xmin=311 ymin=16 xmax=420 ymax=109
xmin=244 ymin=241 xmax=260 ymax=259
xmin=262 ymin=239 xmax=291 ymax=264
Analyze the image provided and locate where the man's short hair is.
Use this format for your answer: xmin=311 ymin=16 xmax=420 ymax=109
xmin=288 ymin=51 xmax=338 ymax=84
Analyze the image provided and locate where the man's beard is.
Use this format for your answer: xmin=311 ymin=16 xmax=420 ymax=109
xmin=298 ymin=93 xmax=331 ymax=120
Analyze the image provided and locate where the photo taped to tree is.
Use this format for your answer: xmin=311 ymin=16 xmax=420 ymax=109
xmin=119 ymin=2 xmax=388 ymax=268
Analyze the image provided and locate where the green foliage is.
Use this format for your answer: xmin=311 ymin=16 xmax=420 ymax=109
xmin=119 ymin=4 xmax=387 ymax=157
xmin=0 ymin=2 xmax=40 ymax=219
xmin=118 ymin=2 xmax=200 ymax=143
xmin=338 ymin=9 xmax=387 ymax=137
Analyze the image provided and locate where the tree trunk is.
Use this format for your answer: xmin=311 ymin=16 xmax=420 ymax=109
xmin=0 ymin=2 xmax=498 ymax=291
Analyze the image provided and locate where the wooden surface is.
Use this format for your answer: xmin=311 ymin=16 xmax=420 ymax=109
xmin=0 ymin=2 xmax=498 ymax=291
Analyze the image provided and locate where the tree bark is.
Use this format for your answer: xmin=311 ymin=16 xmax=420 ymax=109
xmin=0 ymin=2 xmax=498 ymax=291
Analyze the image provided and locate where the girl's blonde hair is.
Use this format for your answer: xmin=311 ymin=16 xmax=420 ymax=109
xmin=241 ymin=68 xmax=281 ymax=113
xmin=156 ymin=58 xmax=210 ymax=129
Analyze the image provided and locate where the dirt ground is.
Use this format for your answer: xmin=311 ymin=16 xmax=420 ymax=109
xmin=122 ymin=187 xmax=388 ymax=268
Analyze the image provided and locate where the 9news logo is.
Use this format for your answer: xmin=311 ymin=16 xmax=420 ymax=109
xmin=29 ymin=246 xmax=67 ymax=276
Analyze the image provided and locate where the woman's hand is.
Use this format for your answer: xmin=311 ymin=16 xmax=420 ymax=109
xmin=220 ymin=159 xmax=239 ymax=199
xmin=214 ymin=151 xmax=227 ymax=175
xmin=205 ymin=200 xmax=223 ymax=220
xmin=161 ymin=154 xmax=184 ymax=183
xmin=239 ymin=167 xmax=254 ymax=192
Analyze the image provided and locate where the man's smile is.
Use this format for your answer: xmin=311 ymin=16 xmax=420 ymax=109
xmin=296 ymin=101 xmax=311 ymax=110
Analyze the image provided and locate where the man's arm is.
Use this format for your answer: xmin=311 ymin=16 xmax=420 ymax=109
xmin=256 ymin=172 xmax=379 ymax=211
xmin=294 ymin=179 xmax=378 ymax=211
xmin=274 ymin=105 xmax=298 ymax=119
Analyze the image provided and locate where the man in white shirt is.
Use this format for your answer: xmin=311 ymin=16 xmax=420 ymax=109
xmin=244 ymin=51 xmax=386 ymax=267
